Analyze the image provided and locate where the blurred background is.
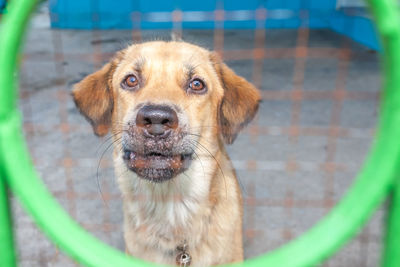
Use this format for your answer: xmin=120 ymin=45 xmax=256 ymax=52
xmin=1 ymin=0 xmax=384 ymax=266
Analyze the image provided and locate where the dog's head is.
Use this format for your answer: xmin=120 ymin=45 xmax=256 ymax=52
xmin=73 ymin=41 xmax=260 ymax=183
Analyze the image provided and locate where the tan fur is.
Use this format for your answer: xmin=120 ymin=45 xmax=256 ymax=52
xmin=73 ymin=41 xmax=260 ymax=266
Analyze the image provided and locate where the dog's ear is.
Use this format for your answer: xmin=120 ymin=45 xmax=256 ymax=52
xmin=72 ymin=55 xmax=122 ymax=136
xmin=72 ymin=63 xmax=115 ymax=136
xmin=210 ymin=52 xmax=261 ymax=144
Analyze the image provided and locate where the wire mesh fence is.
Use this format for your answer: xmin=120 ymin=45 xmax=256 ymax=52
xmin=12 ymin=1 xmax=384 ymax=266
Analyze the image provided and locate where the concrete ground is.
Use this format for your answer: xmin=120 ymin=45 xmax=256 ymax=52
xmin=11 ymin=4 xmax=383 ymax=267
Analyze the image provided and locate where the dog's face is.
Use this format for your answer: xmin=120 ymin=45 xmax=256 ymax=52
xmin=73 ymin=41 xmax=260 ymax=183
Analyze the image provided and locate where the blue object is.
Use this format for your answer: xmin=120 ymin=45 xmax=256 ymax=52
xmin=329 ymin=8 xmax=380 ymax=50
xmin=49 ymin=0 xmax=336 ymax=29
xmin=0 ymin=0 xmax=6 ymax=13
xmin=48 ymin=0 xmax=380 ymax=50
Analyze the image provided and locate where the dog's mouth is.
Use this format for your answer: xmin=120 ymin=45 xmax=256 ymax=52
xmin=122 ymin=149 xmax=193 ymax=182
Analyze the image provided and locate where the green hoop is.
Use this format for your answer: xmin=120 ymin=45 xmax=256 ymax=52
xmin=0 ymin=0 xmax=399 ymax=266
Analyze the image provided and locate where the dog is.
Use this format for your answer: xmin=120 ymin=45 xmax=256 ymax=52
xmin=72 ymin=41 xmax=260 ymax=266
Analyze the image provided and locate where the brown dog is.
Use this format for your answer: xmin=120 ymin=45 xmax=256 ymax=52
xmin=73 ymin=41 xmax=260 ymax=266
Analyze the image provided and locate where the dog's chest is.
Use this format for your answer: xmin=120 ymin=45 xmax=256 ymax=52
xmin=125 ymin=196 xmax=211 ymax=264
xmin=132 ymin=195 xmax=203 ymax=230
xmin=134 ymin=195 xmax=198 ymax=226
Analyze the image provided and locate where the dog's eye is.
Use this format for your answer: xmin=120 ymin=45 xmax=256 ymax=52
xmin=188 ymin=79 xmax=206 ymax=93
xmin=190 ymin=79 xmax=204 ymax=90
xmin=122 ymin=74 xmax=139 ymax=89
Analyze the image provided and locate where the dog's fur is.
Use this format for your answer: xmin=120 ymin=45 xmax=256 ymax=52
xmin=73 ymin=41 xmax=260 ymax=266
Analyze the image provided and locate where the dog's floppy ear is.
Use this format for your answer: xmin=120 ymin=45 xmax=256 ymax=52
xmin=72 ymin=54 xmax=122 ymax=136
xmin=210 ymin=52 xmax=261 ymax=144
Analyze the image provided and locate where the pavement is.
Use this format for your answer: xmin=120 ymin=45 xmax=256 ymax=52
xmin=11 ymin=3 xmax=383 ymax=267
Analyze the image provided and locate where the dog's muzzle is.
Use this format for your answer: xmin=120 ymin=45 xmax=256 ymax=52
xmin=122 ymin=104 xmax=193 ymax=182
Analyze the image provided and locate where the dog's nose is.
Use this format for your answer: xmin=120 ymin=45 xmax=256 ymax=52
xmin=136 ymin=105 xmax=178 ymax=137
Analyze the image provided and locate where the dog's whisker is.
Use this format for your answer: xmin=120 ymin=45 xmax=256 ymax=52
xmin=186 ymin=133 xmax=215 ymax=147
xmin=187 ymin=138 xmax=228 ymax=199
xmin=186 ymin=125 xmax=219 ymax=131
xmin=96 ymin=134 xmax=120 ymax=154
xmin=187 ymin=124 xmax=219 ymax=128
xmin=188 ymin=134 xmax=244 ymax=195
xmin=180 ymin=101 xmax=193 ymax=114
xmin=187 ymin=144 xmax=206 ymax=182
xmin=96 ymin=136 xmax=124 ymax=206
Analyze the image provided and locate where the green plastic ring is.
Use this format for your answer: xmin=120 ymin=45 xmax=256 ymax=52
xmin=0 ymin=0 xmax=399 ymax=266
